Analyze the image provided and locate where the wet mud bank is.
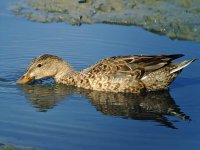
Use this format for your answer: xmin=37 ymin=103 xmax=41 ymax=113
xmin=12 ymin=0 xmax=200 ymax=41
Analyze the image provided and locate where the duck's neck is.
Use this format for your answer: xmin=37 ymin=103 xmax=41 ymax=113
xmin=54 ymin=62 xmax=77 ymax=84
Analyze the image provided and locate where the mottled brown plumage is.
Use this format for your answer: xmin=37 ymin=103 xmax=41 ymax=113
xmin=17 ymin=54 xmax=196 ymax=93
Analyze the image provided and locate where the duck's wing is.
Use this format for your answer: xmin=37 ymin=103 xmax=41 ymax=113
xmin=81 ymin=54 xmax=184 ymax=79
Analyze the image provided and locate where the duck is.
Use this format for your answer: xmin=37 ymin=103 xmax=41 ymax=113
xmin=16 ymin=54 xmax=196 ymax=93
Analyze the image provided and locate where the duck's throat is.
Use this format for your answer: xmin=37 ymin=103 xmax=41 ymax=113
xmin=54 ymin=66 xmax=77 ymax=85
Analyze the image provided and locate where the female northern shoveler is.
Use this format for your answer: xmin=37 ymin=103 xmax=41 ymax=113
xmin=17 ymin=54 xmax=196 ymax=93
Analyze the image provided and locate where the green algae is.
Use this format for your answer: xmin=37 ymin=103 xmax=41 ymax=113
xmin=0 ymin=143 xmax=36 ymax=150
xmin=11 ymin=0 xmax=200 ymax=41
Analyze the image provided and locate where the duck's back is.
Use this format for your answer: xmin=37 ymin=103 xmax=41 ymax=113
xmin=73 ymin=54 xmax=194 ymax=93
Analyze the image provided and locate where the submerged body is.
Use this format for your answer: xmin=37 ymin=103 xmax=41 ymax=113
xmin=17 ymin=54 xmax=195 ymax=93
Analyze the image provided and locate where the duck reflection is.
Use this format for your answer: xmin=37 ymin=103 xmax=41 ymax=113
xmin=18 ymin=83 xmax=190 ymax=129
xmin=18 ymin=83 xmax=74 ymax=112
xmin=82 ymin=90 xmax=190 ymax=129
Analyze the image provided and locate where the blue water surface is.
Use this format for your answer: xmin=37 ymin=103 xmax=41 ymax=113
xmin=0 ymin=0 xmax=200 ymax=150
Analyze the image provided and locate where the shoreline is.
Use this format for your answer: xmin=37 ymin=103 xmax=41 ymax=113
xmin=12 ymin=0 xmax=200 ymax=42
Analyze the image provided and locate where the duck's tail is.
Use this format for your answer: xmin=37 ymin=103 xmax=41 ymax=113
xmin=170 ymin=59 xmax=197 ymax=74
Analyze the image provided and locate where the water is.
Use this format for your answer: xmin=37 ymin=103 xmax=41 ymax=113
xmin=0 ymin=0 xmax=200 ymax=150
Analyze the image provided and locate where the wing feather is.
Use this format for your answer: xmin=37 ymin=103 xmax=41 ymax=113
xmin=81 ymin=54 xmax=184 ymax=79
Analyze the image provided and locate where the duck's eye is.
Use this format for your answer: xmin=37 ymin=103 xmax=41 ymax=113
xmin=37 ymin=64 xmax=42 ymax=67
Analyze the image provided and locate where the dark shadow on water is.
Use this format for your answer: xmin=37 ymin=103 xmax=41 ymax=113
xmin=17 ymin=82 xmax=191 ymax=129
xmin=0 ymin=77 xmax=10 ymax=82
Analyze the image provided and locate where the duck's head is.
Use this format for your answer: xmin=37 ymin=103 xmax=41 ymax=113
xmin=17 ymin=54 xmax=75 ymax=84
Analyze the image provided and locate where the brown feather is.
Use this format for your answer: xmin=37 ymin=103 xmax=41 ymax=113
xmin=17 ymin=54 xmax=195 ymax=93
